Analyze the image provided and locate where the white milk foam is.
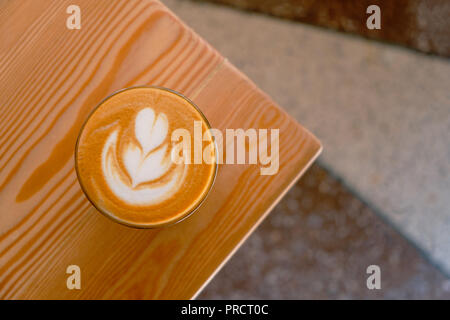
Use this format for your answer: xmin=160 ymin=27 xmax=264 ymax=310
xmin=101 ymin=108 xmax=184 ymax=205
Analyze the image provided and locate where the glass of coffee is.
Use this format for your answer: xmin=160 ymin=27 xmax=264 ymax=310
xmin=75 ymin=86 xmax=217 ymax=228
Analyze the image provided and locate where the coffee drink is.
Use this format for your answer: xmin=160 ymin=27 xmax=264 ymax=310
xmin=75 ymin=86 xmax=217 ymax=228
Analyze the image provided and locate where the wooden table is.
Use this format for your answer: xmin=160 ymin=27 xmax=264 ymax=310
xmin=0 ymin=0 xmax=321 ymax=299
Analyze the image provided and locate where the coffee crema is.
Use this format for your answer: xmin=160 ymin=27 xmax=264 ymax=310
xmin=75 ymin=86 xmax=217 ymax=228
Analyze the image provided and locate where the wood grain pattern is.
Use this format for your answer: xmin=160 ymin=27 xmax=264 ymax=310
xmin=0 ymin=0 xmax=321 ymax=299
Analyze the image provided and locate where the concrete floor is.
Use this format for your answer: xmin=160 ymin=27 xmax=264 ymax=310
xmin=199 ymin=164 xmax=450 ymax=299
xmin=163 ymin=0 xmax=450 ymax=275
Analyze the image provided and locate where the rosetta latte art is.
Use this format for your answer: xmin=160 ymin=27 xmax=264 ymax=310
xmin=101 ymin=107 xmax=185 ymax=205
xmin=76 ymin=86 xmax=216 ymax=227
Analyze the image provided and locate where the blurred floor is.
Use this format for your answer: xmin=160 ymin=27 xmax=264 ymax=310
xmin=198 ymin=164 xmax=450 ymax=299
xmin=200 ymin=0 xmax=450 ymax=56
xmin=163 ymin=0 xmax=450 ymax=275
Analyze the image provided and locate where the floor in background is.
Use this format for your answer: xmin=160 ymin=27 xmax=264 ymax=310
xmin=198 ymin=164 xmax=450 ymax=299
xmin=201 ymin=0 xmax=450 ymax=56
xmin=163 ymin=0 xmax=450 ymax=275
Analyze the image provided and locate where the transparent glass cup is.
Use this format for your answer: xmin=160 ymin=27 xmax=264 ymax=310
xmin=75 ymin=86 xmax=218 ymax=228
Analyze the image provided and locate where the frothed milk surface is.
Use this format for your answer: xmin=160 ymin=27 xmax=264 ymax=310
xmin=76 ymin=87 xmax=216 ymax=227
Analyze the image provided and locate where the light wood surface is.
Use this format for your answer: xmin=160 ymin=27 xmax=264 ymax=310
xmin=0 ymin=0 xmax=321 ymax=299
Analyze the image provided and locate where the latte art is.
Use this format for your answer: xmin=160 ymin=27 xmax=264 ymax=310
xmin=102 ymin=108 xmax=185 ymax=205
xmin=75 ymin=87 xmax=216 ymax=228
